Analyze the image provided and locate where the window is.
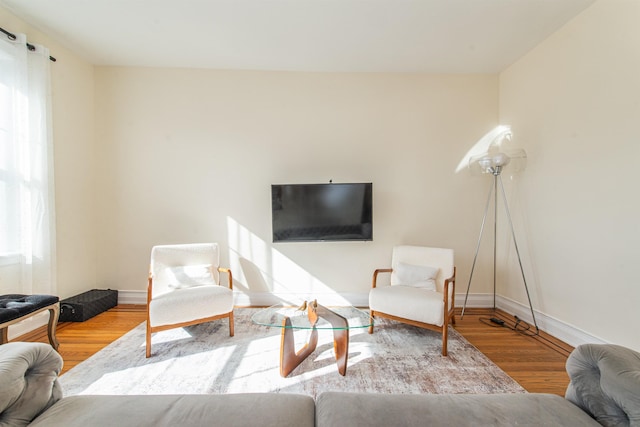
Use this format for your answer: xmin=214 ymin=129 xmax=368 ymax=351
xmin=0 ymin=53 xmax=20 ymax=257
xmin=0 ymin=30 xmax=56 ymax=294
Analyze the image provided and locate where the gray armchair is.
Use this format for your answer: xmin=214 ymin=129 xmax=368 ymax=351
xmin=566 ymin=343 xmax=640 ymax=426
xmin=0 ymin=342 xmax=62 ymax=425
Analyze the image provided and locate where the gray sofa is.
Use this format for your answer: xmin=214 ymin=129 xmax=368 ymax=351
xmin=0 ymin=341 xmax=638 ymax=427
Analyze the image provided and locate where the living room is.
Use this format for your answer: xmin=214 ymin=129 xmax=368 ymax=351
xmin=2 ymin=1 xmax=640 ymax=425
xmin=0 ymin=0 xmax=638 ymax=384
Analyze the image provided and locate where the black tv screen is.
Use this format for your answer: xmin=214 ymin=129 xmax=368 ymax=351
xmin=271 ymin=183 xmax=373 ymax=242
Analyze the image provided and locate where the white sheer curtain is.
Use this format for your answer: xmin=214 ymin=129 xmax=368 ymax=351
xmin=0 ymin=32 xmax=56 ymax=296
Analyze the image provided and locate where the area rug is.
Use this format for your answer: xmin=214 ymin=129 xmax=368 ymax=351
xmin=60 ymin=308 xmax=525 ymax=398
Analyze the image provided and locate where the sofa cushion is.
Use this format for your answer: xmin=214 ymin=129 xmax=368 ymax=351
xmin=566 ymin=343 xmax=640 ymax=427
xmin=315 ymin=392 xmax=601 ymax=427
xmin=0 ymin=342 xmax=63 ymax=427
xmin=30 ymin=393 xmax=315 ymax=427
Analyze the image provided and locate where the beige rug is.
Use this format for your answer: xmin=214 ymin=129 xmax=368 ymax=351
xmin=60 ymin=308 xmax=525 ymax=398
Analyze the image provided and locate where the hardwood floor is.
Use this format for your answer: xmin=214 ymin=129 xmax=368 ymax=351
xmin=453 ymin=307 xmax=572 ymax=396
xmin=17 ymin=305 xmax=572 ymax=396
xmin=18 ymin=305 xmax=147 ymax=374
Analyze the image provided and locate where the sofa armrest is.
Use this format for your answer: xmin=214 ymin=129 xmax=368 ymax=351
xmin=565 ymin=343 xmax=640 ymax=427
xmin=0 ymin=342 xmax=63 ymax=427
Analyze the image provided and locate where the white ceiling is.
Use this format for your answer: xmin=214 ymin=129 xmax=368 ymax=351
xmin=0 ymin=0 xmax=595 ymax=73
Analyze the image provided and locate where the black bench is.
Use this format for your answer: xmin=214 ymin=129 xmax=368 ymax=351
xmin=0 ymin=294 xmax=60 ymax=350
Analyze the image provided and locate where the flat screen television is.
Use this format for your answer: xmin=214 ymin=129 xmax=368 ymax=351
xmin=271 ymin=182 xmax=373 ymax=242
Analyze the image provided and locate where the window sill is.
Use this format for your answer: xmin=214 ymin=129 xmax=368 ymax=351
xmin=0 ymin=253 xmax=20 ymax=267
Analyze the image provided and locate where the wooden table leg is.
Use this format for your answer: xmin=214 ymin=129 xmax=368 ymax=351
xmin=279 ymin=301 xmax=350 ymax=377
xmin=315 ymin=304 xmax=349 ymax=376
xmin=47 ymin=303 xmax=60 ymax=350
xmin=280 ymin=317 xmax=318 ymax=377
xmin=0 ymin=302 xmax=60 ymax=350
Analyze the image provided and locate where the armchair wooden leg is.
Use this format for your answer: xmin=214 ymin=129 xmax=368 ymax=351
xmin=229 ymin=312 xmax=234 ymax=337
xmin=442 ymin=324 xmax=448 ymax=356
xmin=146 ymin=323 xmax=152 ymax=358
xmin=368 ymin=311 xmax=375 ymax=334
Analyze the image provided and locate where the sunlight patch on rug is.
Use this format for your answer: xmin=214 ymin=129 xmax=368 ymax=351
xmin=60 ymin=308 xmax=525 ymax=398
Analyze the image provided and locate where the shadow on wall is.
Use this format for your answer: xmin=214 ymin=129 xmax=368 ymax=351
xmin=226 ymin=216 xmax=350 ymax=306
xmin=237 ymin=257 xmax=271 ymax=293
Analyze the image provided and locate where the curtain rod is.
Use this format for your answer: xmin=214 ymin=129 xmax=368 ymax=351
xmin=0 ymin=26 xmax=57 ymax=62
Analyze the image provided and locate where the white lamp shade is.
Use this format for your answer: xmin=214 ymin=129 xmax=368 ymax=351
xmin=469 ymin=149 xmax=526 ymax=175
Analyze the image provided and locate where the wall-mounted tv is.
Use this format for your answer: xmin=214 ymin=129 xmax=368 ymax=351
xmin=271 ymin=182 xmax=373 ymax=242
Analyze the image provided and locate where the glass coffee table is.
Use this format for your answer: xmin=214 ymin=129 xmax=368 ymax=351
xmin=251 ymin=300 xmax=373 ymax=377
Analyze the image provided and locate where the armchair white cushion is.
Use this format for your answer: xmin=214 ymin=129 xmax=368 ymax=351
xmin=392 ymin=262 xmax=439 ymax=290
xmin=148 ymin=285 xmax=232 ymax=328
xmin=146 ymin=243 xmax=234 ymax=357
xmin=369 ymin=246 xmax=456 ymax=356
xmin=370 ymin=286 xmax=445 ymax=326
xmin=160 ymin=264 xmax=217 ymax=289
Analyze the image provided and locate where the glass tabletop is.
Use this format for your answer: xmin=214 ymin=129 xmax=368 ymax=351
xmin=251 ymin=302 xmax=373 ymax=330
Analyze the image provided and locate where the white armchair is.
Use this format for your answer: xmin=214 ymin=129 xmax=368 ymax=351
xmin=146 ymin=243 xmax=234 ymax=357
xmin=368 ymin=245 xmax=456 ymax=356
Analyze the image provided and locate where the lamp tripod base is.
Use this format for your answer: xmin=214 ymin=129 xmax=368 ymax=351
xmin=461 ymin=173 xmax=538 ymax=334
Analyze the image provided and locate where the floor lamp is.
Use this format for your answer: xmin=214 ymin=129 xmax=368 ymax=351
xmin=460 ymin=143 xmax=539 ymax=334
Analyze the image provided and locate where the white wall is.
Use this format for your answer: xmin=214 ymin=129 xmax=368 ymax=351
xmin=0 ymin=8 xmax=96 ymax=300
xmin=94 ymin=68 xmax=499 ymax=305
xmin=499 ymin=0 xmax=640 ymax=350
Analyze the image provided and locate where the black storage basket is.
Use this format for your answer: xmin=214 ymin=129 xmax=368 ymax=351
xmin=59 ymin=289 xmax=118 ymax=322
